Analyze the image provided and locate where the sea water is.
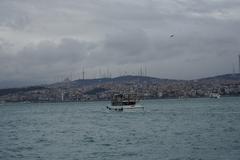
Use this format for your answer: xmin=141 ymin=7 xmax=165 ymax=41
xmin=0 ymin=97 xmax=240 ymax=160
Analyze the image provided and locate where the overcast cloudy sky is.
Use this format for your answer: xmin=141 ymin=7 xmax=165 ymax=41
xmin=1 ymin=0 xmax=240 ymax=88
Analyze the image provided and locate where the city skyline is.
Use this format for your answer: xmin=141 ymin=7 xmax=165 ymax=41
xmin=1 ymin=0 xmax=240 ymax=88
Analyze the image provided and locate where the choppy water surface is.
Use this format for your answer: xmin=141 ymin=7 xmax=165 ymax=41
xmin=1 ymin=97 xmax=240 ymax=160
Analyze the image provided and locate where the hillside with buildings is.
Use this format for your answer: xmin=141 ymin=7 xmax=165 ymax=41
xmin=0 ymin=74 xmax=240 ymax=103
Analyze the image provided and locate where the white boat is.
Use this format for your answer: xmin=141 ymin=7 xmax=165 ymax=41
xmin=209 ymin=93 xmax=221 ymax=99
xmin=106 ymin=94 xmax=144 ymax=111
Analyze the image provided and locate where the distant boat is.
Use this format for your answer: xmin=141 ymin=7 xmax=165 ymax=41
xmin=209 ymin=93 xmax=221 ymax=99
xmin=106 ymin=93 xmax=144 ymax=111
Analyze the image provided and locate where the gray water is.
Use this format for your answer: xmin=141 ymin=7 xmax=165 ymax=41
xmin=0 ymin=97 xmax=240 ymax=160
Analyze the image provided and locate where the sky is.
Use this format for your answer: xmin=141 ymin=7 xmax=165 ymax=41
xmin=0 ymin=0 xmax=240 ymax=88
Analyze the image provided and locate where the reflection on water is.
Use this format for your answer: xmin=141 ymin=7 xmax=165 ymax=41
xmin=0 ymin=97 xmax=240 ymax=160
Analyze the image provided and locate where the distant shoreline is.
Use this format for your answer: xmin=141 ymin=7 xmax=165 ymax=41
xmin=1 ymin=74 xmax=240 ymax=104
xmin=1 ymin=95 xmax=240 ymax=104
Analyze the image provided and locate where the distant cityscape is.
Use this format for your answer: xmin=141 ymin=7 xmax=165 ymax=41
xmin=0 ymin=73 xmax=240 ymax=103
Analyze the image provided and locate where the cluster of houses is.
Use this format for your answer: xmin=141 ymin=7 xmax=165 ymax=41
xmin=1 ymin=77 xmax=240 ymax=103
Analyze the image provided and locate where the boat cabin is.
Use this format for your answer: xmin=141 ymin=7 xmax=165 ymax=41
xmin=111 ymin=94 xmax=137 ymax=106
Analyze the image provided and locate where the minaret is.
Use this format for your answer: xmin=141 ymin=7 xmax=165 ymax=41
xmin=61 ymin=90 xmax=64 ymax=102
xmin=232 ymin=63 xmax=235 ymax=75
xmin=144 ymin=66 xmax=147 ymax=76
xmin=82 ymin=67 xmax=85 ymax=80
xmin=239 ymin=54 xmax=240 ymax=73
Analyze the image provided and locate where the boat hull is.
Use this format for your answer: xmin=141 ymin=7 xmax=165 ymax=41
xmin=106 ymin=105 xmax=144 ymax=111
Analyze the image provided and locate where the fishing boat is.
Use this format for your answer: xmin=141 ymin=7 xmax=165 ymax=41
xmin=106 ymin=93 xmax=144 ymax=111
xmin=209 ymin=93 xmax=221 ymax=99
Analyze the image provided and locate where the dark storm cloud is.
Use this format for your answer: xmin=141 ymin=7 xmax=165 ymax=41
xmin=0 ymin=0 xmax=240 ymax=87
xmin=18 ymin=38 xmax=93 ymax=65
xmin=91 ymin=29 xmax=150 ymax=65
xmin=0 ymin=38 xmax=97 ymax=86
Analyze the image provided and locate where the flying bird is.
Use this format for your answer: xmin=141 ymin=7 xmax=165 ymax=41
xmin=170 ymin=34 xmax=174 ymax=37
